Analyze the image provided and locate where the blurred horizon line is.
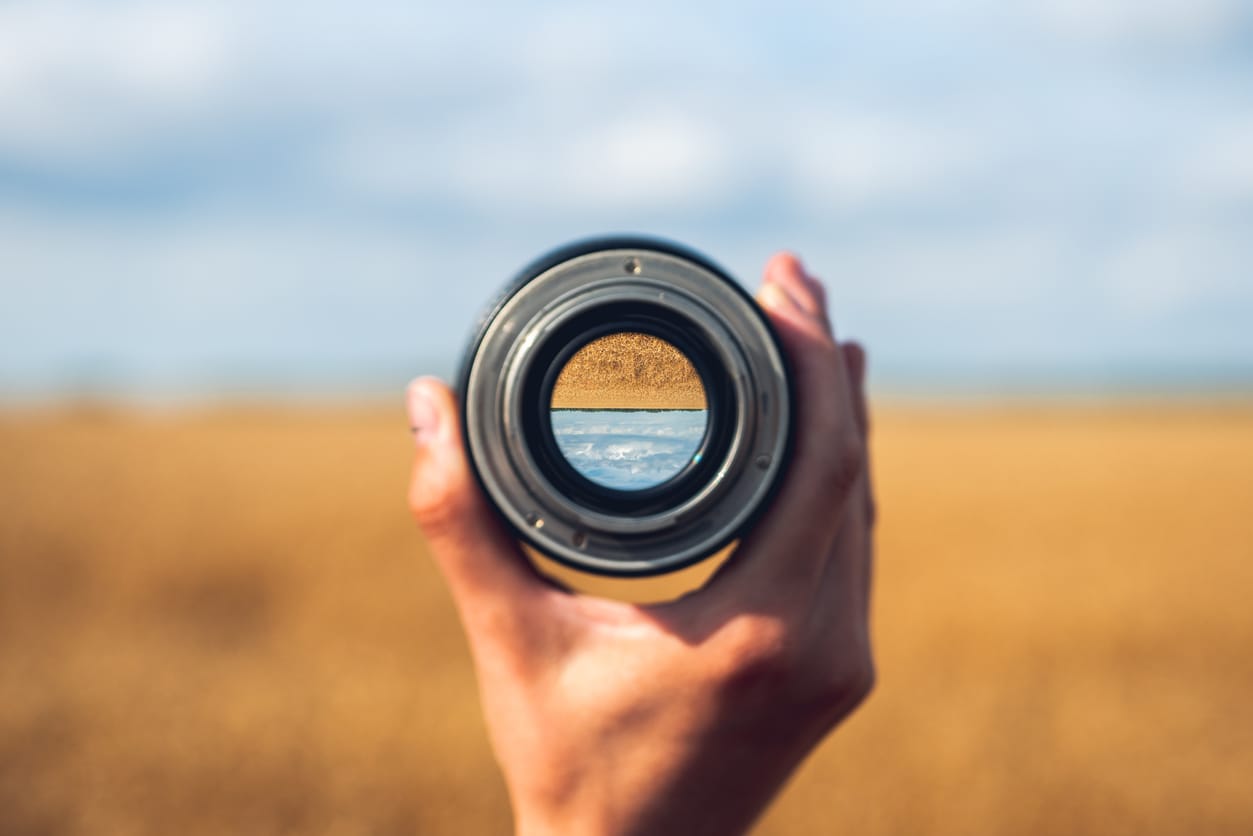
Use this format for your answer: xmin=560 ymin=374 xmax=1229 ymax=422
xmin=3 ymin=358 xmax=1251 ymax=408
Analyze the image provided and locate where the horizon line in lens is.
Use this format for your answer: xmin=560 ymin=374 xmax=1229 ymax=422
xmin=551 ymin=407 xmax=708 ymax=413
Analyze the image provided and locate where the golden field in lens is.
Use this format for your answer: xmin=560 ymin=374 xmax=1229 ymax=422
xmin=2 ymin=402 xmax=1252 ymax=834
xmin=550 ymin=332 xmax=707 ymax=410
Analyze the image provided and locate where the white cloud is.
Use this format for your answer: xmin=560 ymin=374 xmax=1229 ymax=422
xmin=1174 ymin=119 xmax=1253 ymax=206
xmin=322 ymin=109 xmax=739 ymax=212
xmin=1103 ymin=226 xmax=1250 ymax=318
xmin=560 ymin=113 xmax=738 ymax=210
xmin=783 ymin=111 xmax=977 ymax=211
xmin=2 ymin=0 xmax=1252 ymax=393
xmin=821 ymin=226 xmax=1067 ymax=309
xmin=324 ymin=98 xmax=980 ymax=217
xmin=1026 ymin=0 xmax=1246 ymax=49
xmin=0 ymin=1 xmax=237 ymax=166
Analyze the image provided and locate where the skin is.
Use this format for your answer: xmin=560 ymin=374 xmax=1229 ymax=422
xmin=406 ymin=253 xmax=876 ymax=835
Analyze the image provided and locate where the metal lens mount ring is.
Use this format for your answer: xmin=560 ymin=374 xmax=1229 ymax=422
xmin=458 ymin=237 xmax=793 ymax=577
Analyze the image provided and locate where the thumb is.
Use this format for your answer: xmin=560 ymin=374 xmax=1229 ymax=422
xmin=406 ymin=377 xmax=543 ymax=633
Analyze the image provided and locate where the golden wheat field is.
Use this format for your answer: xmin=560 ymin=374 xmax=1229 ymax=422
xmin=2 ymin=401 xmax=1252 ymax=835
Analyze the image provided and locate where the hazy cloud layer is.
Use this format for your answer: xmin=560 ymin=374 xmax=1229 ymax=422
xmin=2 ymin=0 xmax=1251 ymax=396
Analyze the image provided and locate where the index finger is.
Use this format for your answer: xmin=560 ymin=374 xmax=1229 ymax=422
xmin=708 ymin=255 xmax=864 ymax=603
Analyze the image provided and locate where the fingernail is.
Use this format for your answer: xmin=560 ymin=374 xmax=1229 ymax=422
xmin=770 ymin=275 xmax=810 ymax=313
xmin=766 ymin=254 xmax=794 ymax=285
xmin=793 ymin=261 xmax=822 ymax=298
xmin=766 ymin=256 xmax=815 ymax=310
xmin=407 ymin=380 xmax=440 ymax=445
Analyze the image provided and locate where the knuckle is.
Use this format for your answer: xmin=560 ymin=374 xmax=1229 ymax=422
xmin=843 ymin=654 xmax=877 ymax=704
xmin=705 ymin=614 xmax=877 ymax=722
xmin=847 ymin=658 xmax=877 ymax=708
xmin=408 ymin=479 xmax=468 ymax=538
xmin=811 ymin=332 xmax=842 ymax=360
xmin=807 ymin=654 xmax=876 ymax=715
xmin=814 ymin=432 xmax=864 ymax=498
xmin=836 ymin=432 xmax=865 ymax=476
xmin=811 ymin=284 xmax=830 ymax=322
xmin=712 ymin=615 xmax=799 ymax=686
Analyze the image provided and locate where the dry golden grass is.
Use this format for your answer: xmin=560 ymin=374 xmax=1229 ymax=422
xmin=2 ymin=401 xmax=1252 ymax=834
xmin=550 ymin=332 xmax=707 ymax=410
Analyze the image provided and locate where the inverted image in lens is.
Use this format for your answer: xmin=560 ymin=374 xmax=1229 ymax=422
xmin=548 ymin=332 xmax=708 ymax=491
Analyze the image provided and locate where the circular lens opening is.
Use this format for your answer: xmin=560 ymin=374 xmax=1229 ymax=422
xmin=548 ymin=331 xmax=709 ymax=491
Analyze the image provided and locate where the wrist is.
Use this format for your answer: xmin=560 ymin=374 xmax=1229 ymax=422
xmin=510 ymin=778 xmax=762 ymax=836
xmin=513 ymin=801 xmax=615 ymax=836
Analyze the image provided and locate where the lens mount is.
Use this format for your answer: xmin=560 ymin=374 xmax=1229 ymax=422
xmin=458 ymin=237 xmax=792 ymax=576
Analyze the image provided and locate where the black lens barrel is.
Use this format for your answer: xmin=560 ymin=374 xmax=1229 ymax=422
xmin=458 ymin=236 xmax=792 ymax=576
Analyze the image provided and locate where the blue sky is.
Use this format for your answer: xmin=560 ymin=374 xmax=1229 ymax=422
xmin=2 ymin=0 xmax=1251 ymax=399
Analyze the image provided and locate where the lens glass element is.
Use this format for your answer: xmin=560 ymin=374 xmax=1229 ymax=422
xmin=548 ymin=332 xmax=708 ymax=491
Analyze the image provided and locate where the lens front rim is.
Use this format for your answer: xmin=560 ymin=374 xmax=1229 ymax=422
xmin=525 ymin=304 xmax=733 ymax=514
xmin=459 ymin=237 xmax=792 ymax=577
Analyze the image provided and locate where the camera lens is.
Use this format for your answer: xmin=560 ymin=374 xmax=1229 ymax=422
xmin=458 ymin=237 xmax=792 ymax=577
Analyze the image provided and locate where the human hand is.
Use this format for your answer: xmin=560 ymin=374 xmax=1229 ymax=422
xmin=406 ymin=253 xmax=875 ymax=835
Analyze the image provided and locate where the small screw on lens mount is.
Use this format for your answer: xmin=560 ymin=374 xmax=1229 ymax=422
xmin=458 ymin=236 xmax=793 ymax=577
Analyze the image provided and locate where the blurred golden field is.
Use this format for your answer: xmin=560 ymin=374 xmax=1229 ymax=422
xmin=2 ymin=401 xmax=1251 ymax=835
